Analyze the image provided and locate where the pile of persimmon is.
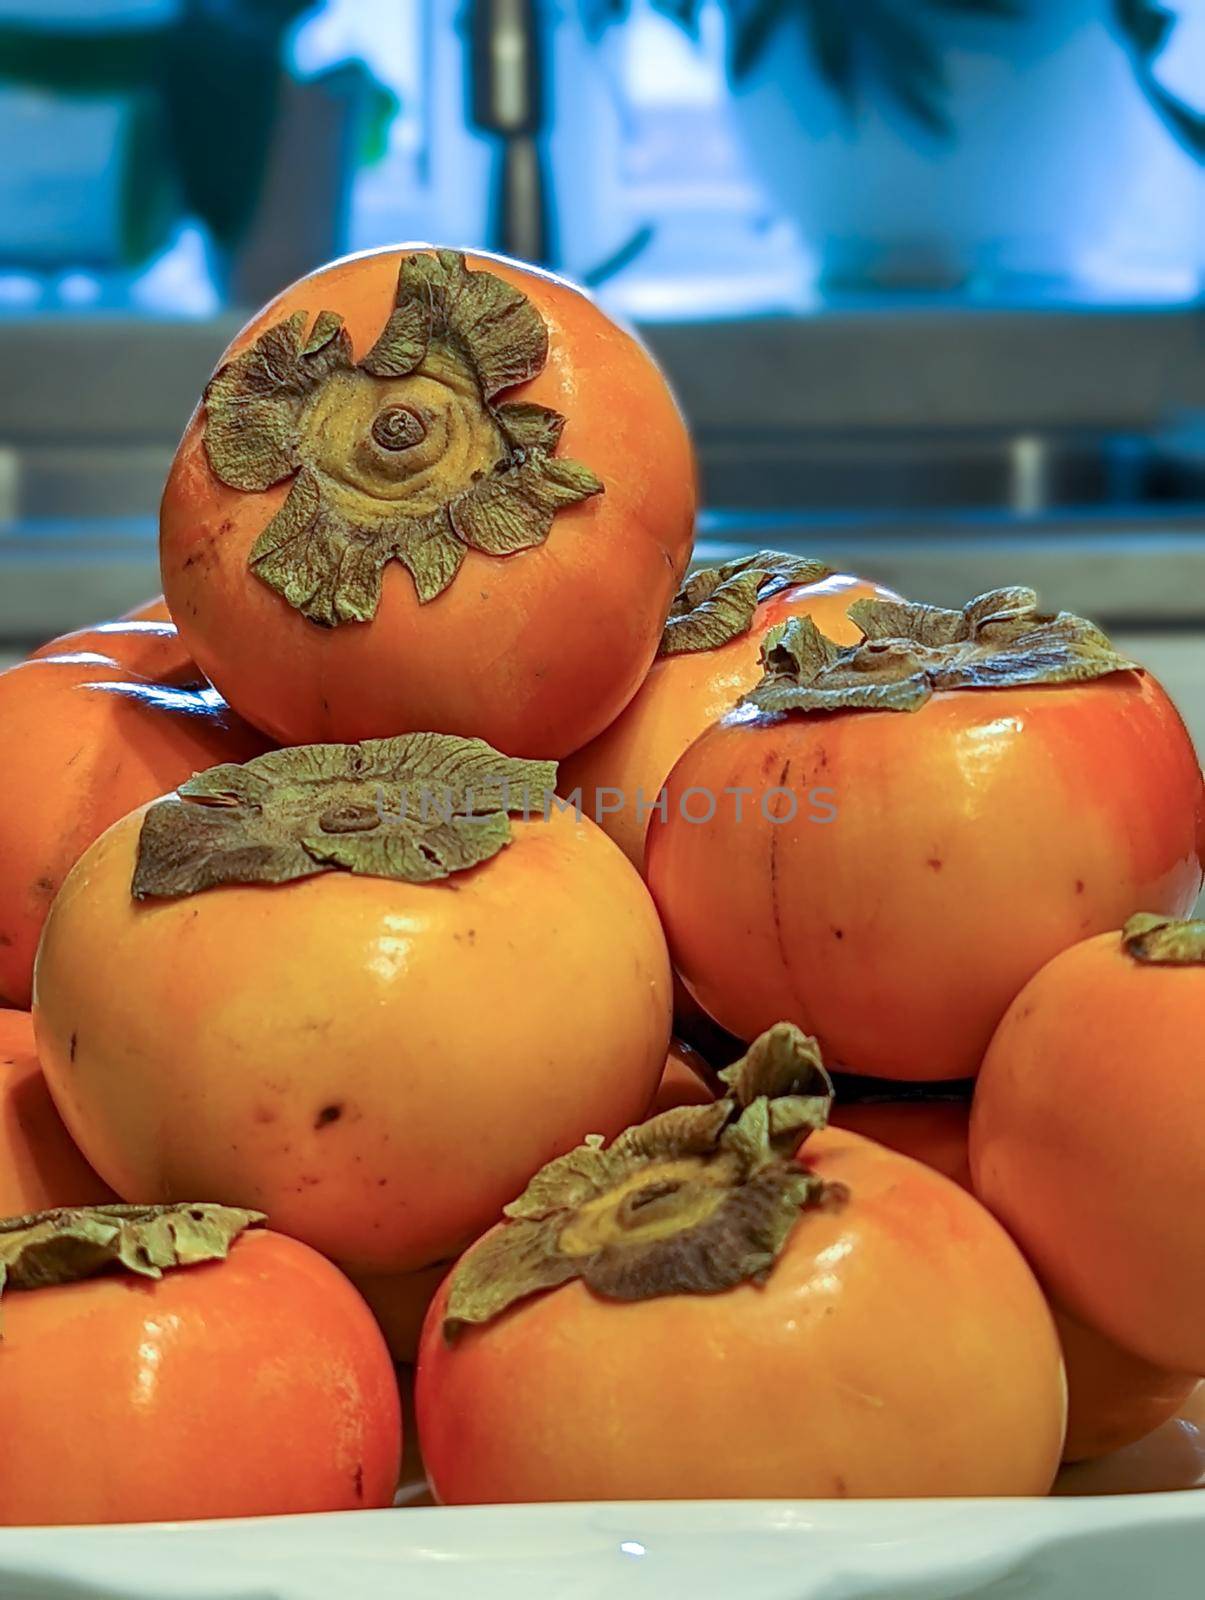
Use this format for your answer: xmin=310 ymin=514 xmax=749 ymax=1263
xmin=6 ymin=234 xmax=1205 ymax=1524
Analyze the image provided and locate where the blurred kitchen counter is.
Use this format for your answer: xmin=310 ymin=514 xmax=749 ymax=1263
xmin=3 ymin=305 xmax=1205 ymax=737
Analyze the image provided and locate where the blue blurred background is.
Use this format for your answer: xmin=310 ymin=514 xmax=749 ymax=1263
xmin=1 ymin=2 xmax=1203 ymax=722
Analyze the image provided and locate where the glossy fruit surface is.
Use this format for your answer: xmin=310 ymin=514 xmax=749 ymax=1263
xmin=646 ymin=1038 xmax=716 ymax=1116
xmin=0 ymin=1010 xmax=116 ymax=1216
xmin=161 ymin=246 xmax=695 ymax=757
xmin=0 ymin=627 xmax=266 ymax=1008
xmin=834 ymin=1090 xmax=1196 ymax=1461
xmin=350 ymin=1260 xmax=451 ymax=1367
xmin=971 ymin=926 xmax=1205 ymax=1373
xmin=417 ymin=1127 xmax=1065 ymax=1502
xmin=34 ymin=803 xmax=671 ymax=1275
xmin=0 ymin=1229 xmax=401 ymax=1525
xmin=560 ymin=571 xmax=894 ymax=869
xmin=648 ymin=671 xmax=1202 ymax=1078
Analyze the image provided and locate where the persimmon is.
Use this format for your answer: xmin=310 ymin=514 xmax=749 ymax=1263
xmin=27 ymin=617 xmax=196 ymax=682
xmin=0 ymin=1205 xmax=401 ymax=1524
xmin=160 ymin=246 xmax=695 ymax=757
xmin=0 ymin=626 xmax=267 ymax=1009
xmin=647 ymin=1037 xmax=717 ymax=1116
xmin=349 ymin=1260 xmax=451 ymax=1367
xmin=560 ymin=553 xmax=897 ymax=868
xmin=121 ymin=594 xmax=171 ymax=623
xmin=971 ymin=914 xmax=1205 ymax=1375
xmin=832 ymin=1090 xmax=1196 ymax=1462
xmin=829 ymin=1093 xmax=973 ymax=1188
xmin=34 ymin=734 xmax=672 ymax=1277
xmin=416 ymin=1025 xmax=1065 ymax=1502
xmin=0 ymin=1010 xmax=115 ymax=1216
xmin=647 ymin=588 xmax=1203 ymax=1079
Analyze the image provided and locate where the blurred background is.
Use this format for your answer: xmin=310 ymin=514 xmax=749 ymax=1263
xmin=1 ymin=1 xmax=1203 ymax=724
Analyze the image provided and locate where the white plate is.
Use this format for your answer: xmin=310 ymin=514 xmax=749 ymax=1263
xmin=1 ymin=1398 xmax=1201 ymax=1600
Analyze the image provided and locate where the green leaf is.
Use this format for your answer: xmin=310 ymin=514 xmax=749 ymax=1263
xmin=745 ymin=588 xmax=1139 ymax=716
xmin=0 ymin=1205 xmax=265 ymax=1312
xmin=133 ymin=734 xmax=559 ymax=899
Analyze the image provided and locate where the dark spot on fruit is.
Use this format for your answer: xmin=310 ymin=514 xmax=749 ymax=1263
xmin=353 ymin=1465 xmax=364 ymax=1501
xmin=182 ymin=552 xmax=199 ymax=570
xmin=833 ymin=1475 xmax=848 ymax=1496
xmin=0 ymin=932 xmax=10 ymax=946
xmin=927 ymin=858 xmax=943 ymax=871
xmin=253 ymin=1103 xmax=278 ymax=1125
xmin=832 ymin=927 xmax=844 ymax=940
xmin=69 ymin=1031 xmax=78 ymax=1062
xmin=1075 ymin=879 xmax=1085 ymax=894
xmin=34 ymin=876 xmax=54 ymax=896
xmin=314 ymin=1103 xmax=343 ymax=1129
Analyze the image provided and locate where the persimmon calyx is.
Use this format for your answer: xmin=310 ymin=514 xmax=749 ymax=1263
xmin=132 ymin=733 xmax=557 ymax=899
xmin=443 ymin=1023 xmax=839 ymax=1340
xmin=0 ymin=1204 xmax=265 ymax=1309
xmin=743 ymin=587 xmax=1138 ymax=716
xmin=1122 ymin=913 xmax=1205 ymax=965
xmin=659 ymin=551 xmax=834 ymax=657
xmin=201 ymin=250 xmax=604 ymax=626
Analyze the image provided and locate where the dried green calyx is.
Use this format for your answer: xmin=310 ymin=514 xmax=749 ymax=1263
xmin=203 ymin=249 xmax=604 ymax=626
xmin=443 ymin=1022 xmax=839 ymax=1339
xmin=0 ymin=1204 xmax=264 ymax=1310
xmin=1122 ymin=914 xmax=1205 ymax=965
xmin=743 ymin=587 xmax=1139 ymax=716
xmin=659 ymin=551 xmax=833 ymax=656
xmin=132 ymin=733 xmax=556 ymax=898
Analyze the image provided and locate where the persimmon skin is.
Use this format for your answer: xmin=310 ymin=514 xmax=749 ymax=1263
xmin=830 ymin=1097 xmax=973 ymax=1188
xmin=0 ymin=1010 xmax=116 ymax=1215
xmin=0 ymin=630 xmax=267 ymax=1009
xmin=646 ymin=1038 xmax=716 ymax=1116
xmin=0 ymin=1231 xmax=401 ymax=1526
xmin=560 ymin=574 xmax=896 ymax=869
xmin=971 ymin=930 xmax=1205 ymax=1375
xmin=832 ymin=1094 xmax=1196 ymax=1462
xmin=647 ymin=673 xmax=1202 ymax=1079
xmin=120 ymin=594 xmax=172 ymax=623
xmin=160 ymin=246 xmax=696 ymax=758
xmin=350 ymin=1260 xmax=451 ymax=1366
xmin=34 ymin=805 xmax=672 ymax=1275
xmin=28 ymin=618 xmax=197 ymax=683
xmin=416 ymin=1128 xmax=1065 ymax=1502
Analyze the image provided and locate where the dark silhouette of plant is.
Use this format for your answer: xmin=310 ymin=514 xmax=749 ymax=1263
xmin=581 ymin=0 xmax=1025 ymax=136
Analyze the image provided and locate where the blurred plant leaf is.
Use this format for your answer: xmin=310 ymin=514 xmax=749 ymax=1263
xmin=589 ymin=0 xmax=1024 ymax=137
xmin=1112 ymin=0 xmax=1205 ymax=160
xmin=921 ymin=0 xmax=1026 ymax=17
xmin=1113 ymin=0 xmax=1175 ymax=55
xmin=0 ymin=0 xmax=400 ymax=254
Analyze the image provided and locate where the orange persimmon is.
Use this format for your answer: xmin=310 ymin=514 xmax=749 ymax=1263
xmin=972 ymin=914 xmax=1205 ymax=1376
xmin=0 ymin=1010 xmax=116 ymax=1216
xmin=160 ymin=246 xmax=695 ymax=757
xmin=349 ymin=1260 xmax=452 ymax=1367
xmin=33 ymin=734 xmax=672 ymax=1278
xmin=647 ymin=1038 xmax=716 ymax=1116
xmin=647 ymin=589 xmax=1203 ymax=1079
xmin=0 ymin=626 xmax=267 ymax=1009
xmin=832 ymin=1091 xmax=1196 ymax=1462
xmin=121 ymin=594 xmax=172 ymax=623
xmin=416 ymin=1026 xmax=1065 ymax=1502
xmin=0 ymin=1207 xmax=401 ymax=1525
xmin=560 ymin=554 xmax=897 ymax=868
